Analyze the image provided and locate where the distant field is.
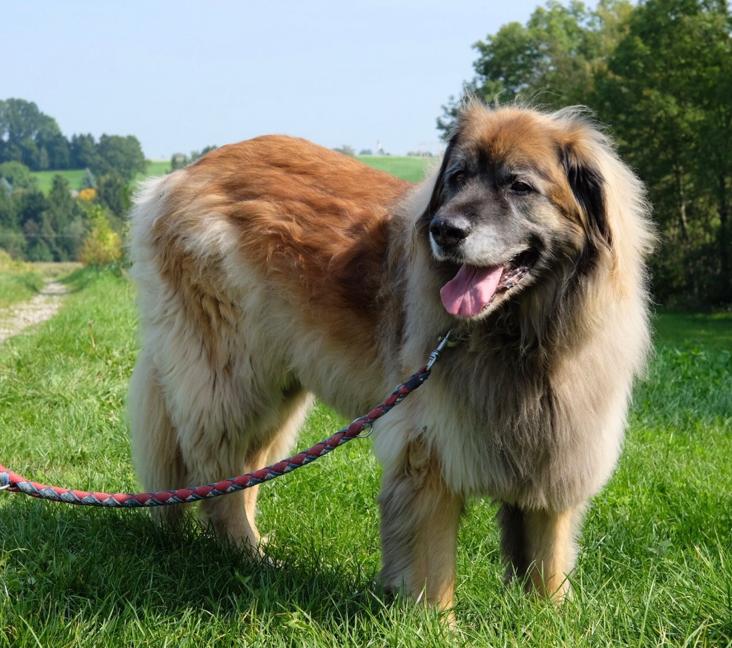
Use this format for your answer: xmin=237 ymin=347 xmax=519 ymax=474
xmin=31 ymin=161 xmax=171 ymax=193
xmin=141 ymin=160 xmax=171 ymax=179
xmin=359 ymin=155 xmax=432 ymax=183
xmin=30 ymin=168 xmax=87 ymax=193
xmin=29 ymin=157 xmax=427 ymax=193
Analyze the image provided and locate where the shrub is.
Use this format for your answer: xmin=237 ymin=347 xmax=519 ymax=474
xmin=79 ymin=205 xmax=122 ymax=267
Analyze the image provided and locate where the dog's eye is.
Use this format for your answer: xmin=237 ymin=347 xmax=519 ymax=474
xmin=448 ymin=169 xmax=467 ymax=189
xmin=510 ymin=180 xmax=534 ymax=195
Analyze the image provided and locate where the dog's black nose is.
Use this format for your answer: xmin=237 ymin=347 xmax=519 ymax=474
xmin=429 ymin=216 xmax=471 ymax=249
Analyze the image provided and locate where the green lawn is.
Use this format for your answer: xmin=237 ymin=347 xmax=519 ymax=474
xmin=30 ymin=168 xmax=87 ymax=193
xmin=654 ymin=310 xmax=732 ymax=353
xmin=31 ymin=161 xmax=171 ymax=193
xmin=0 ymin=269 xmax=730 ymax=646
xmin=359 ymin=156 xmax=432 ymax=183
xmin=29 ymin=157 xmax=423 ymax=193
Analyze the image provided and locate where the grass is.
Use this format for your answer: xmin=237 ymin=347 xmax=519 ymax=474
xmin=0 ymin=253 xmax=44 ymax=308
xmin=29 ymin=168 xmax=87 ymax=194
xmin=654 ymin=310 xmax=732 ymax=353
xmin=0 ymin=272 xmax=730 ymax=646
xmin=29 ymin=156 xmax=424 ymax=193
xmin=0 ymin=253 xmax=81 ymax=309
xmin=31 ymin=161 xmax=171 ymax=193
xmin=359 ymin=156 xmax=432 ymax=183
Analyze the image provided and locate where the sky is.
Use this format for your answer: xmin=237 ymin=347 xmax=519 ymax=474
xmin=3 ymin=1 xmax=548 ymax=159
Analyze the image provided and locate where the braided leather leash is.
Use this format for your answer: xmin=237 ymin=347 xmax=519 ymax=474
xmin=0 ymin=331 xmax=453 ymax=508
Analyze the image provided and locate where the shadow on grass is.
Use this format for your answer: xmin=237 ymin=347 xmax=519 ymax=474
xmin=0 ymin=499 xmax=387 ymax=627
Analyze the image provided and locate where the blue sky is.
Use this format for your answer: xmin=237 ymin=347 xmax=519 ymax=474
xmin=3 ymin=1 xmax=547 ymax=158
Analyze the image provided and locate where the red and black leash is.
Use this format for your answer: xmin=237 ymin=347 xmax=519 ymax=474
xmin=0 ymin=331 xmax=453 ymax=508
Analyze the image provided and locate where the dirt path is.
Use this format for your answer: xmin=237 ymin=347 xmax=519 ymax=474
xmin=0 ymin=281 xmax=69 ymax=344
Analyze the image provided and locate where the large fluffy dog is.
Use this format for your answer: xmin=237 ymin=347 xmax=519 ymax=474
xmin=129 ymin=104 xmax=653 ymax=611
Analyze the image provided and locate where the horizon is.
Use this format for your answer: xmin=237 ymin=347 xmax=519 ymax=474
xmin=3 ymin=1 xmax=549 ymax=158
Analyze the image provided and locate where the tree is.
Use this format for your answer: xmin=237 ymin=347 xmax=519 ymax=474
xmin=45 ymin=175 xmax=86 ymax=260
xmin=0 ymin=161 xmax=36 ymax=190
xmin=92 ymin=134 xmax=146 ymax=182
xmin=81 ymin=168 xmax=97 ymax=190
xmin=170 ymin=152 xmax=188 ymax=170
xmin=70 ymin=133 xmax=98 ymax=169
xmin=97 ymin=172 xmax=131 ymax=218
xmin=0 ymin=98 xmax=69 ymax=170
xmin=437 ymin=1 xmax=633 ymax=137
xmin=79 ymin=204 xmax=122 ymax=267
xmin=596 ymin=0 xmax=732 ymax=303
xmin=170 ymin=146 xmax=217 ymax=171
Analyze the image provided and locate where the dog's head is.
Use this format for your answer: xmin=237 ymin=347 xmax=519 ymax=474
xmin=419 ymin=104 xmax=618 ymax=321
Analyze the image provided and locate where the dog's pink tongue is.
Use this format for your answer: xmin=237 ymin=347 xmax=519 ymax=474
xmin=440 ymin=264 xmax=504 ymax=318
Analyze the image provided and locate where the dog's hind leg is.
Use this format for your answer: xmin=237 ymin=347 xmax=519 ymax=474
xmin=379 ymin=436 xmax=464 ymax=615
xmin=240 ymin=389 xmax=314 ymax=547
xmin=187 ymin=387 xmax=314 ymax=554
xmin=497 ymin=502 xmax=584 ymax=602
xmin=129 ymin=352 xmax=188 ymax=528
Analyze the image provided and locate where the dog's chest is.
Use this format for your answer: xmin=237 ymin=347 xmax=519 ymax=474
xmin=416 ymin=349 xmax=561 ymax=498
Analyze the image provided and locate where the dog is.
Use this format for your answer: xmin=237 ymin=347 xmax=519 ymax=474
xmin=128 ymin=102 xmax=653 ymax=612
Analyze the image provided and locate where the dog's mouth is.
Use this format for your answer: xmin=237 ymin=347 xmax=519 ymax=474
xmin=439 ymin=248 xmax=539 ymax=319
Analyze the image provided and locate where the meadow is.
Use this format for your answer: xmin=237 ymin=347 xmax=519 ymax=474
xmin=0 ymin=253 xmax=43 ymax=308
xmin=30 ymin=156 xmax=430 ymax=193
xmin=31 ymin=160 xmax=172 ymax=193
xmin=357 ymin=156 xmax=432 ymax=183
xmin=0 ymin=159 xmax=730 ymax=646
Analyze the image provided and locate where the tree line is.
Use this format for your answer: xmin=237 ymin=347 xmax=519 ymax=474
xmin=438 ymin=0 xmax=731 ymax=307
xmin=0 ymin=98 xmax=146 ymax=180
xmin=0 ymin=98 xmax=147 ymax=263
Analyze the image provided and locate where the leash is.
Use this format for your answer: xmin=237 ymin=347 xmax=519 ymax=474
xmin=0 ymin=331 xmax=455 ymax=508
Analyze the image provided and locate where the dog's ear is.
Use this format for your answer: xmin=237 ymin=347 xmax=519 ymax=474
xmin=560 ymin=142 xmax=612 ymax=249
xmin=421 ymin=128 xmax=461 ymax=223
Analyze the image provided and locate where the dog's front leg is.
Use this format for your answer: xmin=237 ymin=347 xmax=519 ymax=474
xmin=378 ymin=436 xmax=463 ymax=613
xmin=498 ymin=502 xmax=584 ymax=603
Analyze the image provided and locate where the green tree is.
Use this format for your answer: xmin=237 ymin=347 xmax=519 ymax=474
xmin=79 ymin=204 xmax=123 ymax=267
xmin=0 ymin=98 xmax=69 ymax=170
xmin=15 ymin=189 xmax=50 ymax=260
xmin=596 ymin=0 xmax=732 ymax=303
xmin=45 ymin=175 xmax=86 ymax=260
xmin=437 ymin=1 xmax=633 ymax=136
xmin=0 ymin=161 xmax=36 ymax=190
xmin=97 ymin=172 xmax=131 ymax=218
xmin=92 ymin=134 xmax=146 ymax=182
xmin=171 ymin=152 xmax=188 ymax=170
xmin=81 ymin=168 xmax=97 ymax=190
xmin=70 ymin=133 xmax=98 ymax=169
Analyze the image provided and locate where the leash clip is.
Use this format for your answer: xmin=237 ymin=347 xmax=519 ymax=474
xmin=426 ymin=329 xmax=455 ymax=371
